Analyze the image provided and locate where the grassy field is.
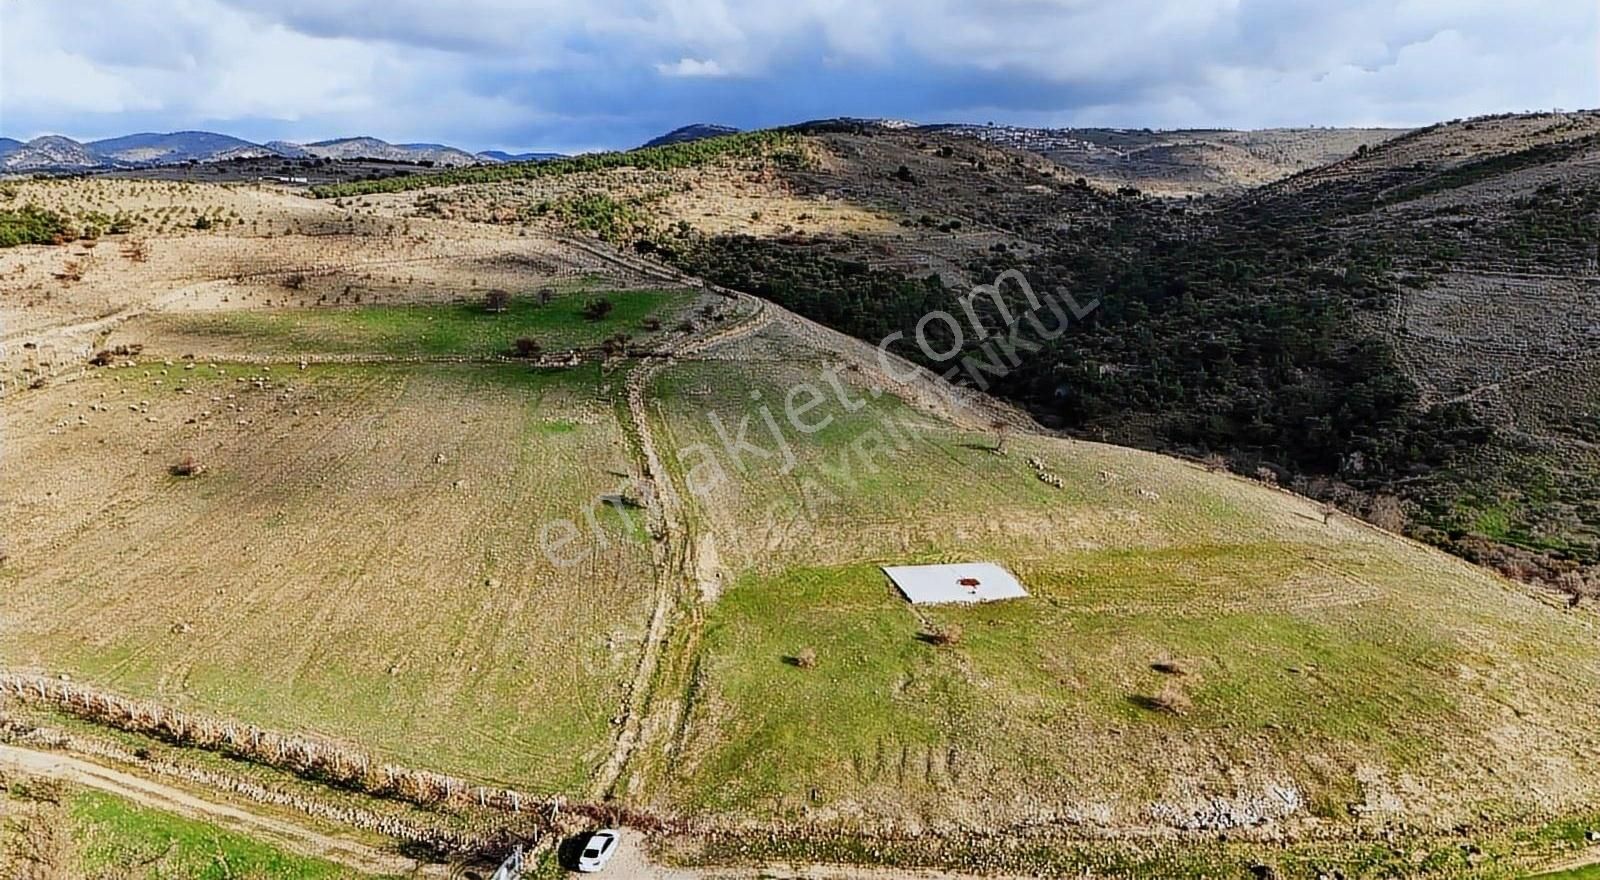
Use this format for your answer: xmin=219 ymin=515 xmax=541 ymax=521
xmin=71 ymin=788 xmax=381 ymax=879
xmin=639 ymin=331 xmax=1600 ymax=835
xmin=1 ymin=362 xmax=654 ymax=793
xmin=1 ymin=777 xmax=382 ymax=879
xmin=141 ymin=288 xmax=695 ymax=359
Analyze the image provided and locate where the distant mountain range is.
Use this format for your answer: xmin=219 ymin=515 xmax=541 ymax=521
xmin=0 ymin=130 xmax=574 ymax=173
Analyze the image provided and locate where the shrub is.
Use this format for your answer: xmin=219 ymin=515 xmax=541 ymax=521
xmin=170 ymin=455 xmax=203 ymax=477
xmin=1145 ymin=681 xmax=1193 ymax=716
xmin=1367 ymin=494 xmax=1407 ymax=532
xmin=484 ymin=289 xmax=511 ymax=313
xmin=582 ymin=298 xmax=615 ymax=321
xmin=512 ymin=336 xmax=541 ymax=358
xmin=0 ymin=206 xmax=71 ymax=247
xmin=924 ymin=624 xmax=963 ymax=646
xmin=793 ymin=647 xmax=818 ymax=669
xmin=1150 ymin=659 xmax=1189 ymax=676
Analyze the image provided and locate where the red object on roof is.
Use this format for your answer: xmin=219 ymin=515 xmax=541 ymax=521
xmin=958 ymin=577 xmax=981 ymax=589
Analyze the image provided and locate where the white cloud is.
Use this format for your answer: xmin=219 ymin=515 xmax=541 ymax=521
xmin=1 ymin=0 xmax=1593 ymax=145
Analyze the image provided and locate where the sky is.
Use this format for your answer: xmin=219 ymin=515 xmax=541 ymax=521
xmin=2 ymin=0 xmax=1596 ymax=154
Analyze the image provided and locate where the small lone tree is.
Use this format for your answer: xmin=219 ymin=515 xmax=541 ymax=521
xmin=512 ymin=336 xmax=541 ymax=358
xmin=582 ymin=298 xmax=615 ymax=321
xmin=484 ymin=289 xmax=511 ymax=313
xmin=537 ymin=287 xmax=555 ymax=306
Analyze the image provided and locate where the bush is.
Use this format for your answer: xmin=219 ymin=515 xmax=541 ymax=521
xmin=1367 ymin=494 xmax=1407 ymax=532
xmin=0 ymin=206 xmax=71 ymax=247
xmin=582 ymin=298 xmax=615 ymax=321
xmin=170 ymin=455 xmax=203 ymax=477
xmin=512 ymin=336 xmax=541 ymax=358
xmin=484 ymin=289 xmax=511 ymax=313
xmin=793 ymin=647 xmax=818 ymax=669
xmin=923 ymin=624 xmax=963 ymax=646
xmin=1150 ymin=659 xmax=1190 ymax=676
xmin=1144 ymin=681 xmax=1193 ymax=716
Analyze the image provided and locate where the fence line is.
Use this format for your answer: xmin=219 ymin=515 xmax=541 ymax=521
xmin=0 ymin=673 xmax=573 ymax=820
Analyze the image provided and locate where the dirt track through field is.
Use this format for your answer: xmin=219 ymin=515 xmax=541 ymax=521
xmin=0 ymin=744 xmax=452 ymax=878
xmin=591 ymin=292 xmax=772 ymax=799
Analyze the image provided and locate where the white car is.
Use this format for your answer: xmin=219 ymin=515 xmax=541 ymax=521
xmin=575 ymin=829 xmax=620 ymax=873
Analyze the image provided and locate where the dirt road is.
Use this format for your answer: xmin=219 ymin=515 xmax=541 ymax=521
xmin=591 ymin=293 xmax=771 ymax=800
xmin=0 ymin=744 xmax=452 ymax=878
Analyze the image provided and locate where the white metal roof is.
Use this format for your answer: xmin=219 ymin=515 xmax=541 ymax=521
xmin=882 ymin=562 xmax=1029 ymax=605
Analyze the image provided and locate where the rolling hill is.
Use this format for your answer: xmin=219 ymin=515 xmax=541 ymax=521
xmin=1 ymin=135 xmax=102 ymax=170
xmin=300 ymin=136 xmax=482 ymax=166
xmin=3 ymin=114 xmax=1600 ymax=879
xmin=86 ymin=130 xmax=278 ymax=165
xmin=929 ymin=123 xmax=1406 ymax=195
xmin=423 ymin=112 xmax=1595 ymax=603
xmin=642 ymin=123 xmax=740 ymax=148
